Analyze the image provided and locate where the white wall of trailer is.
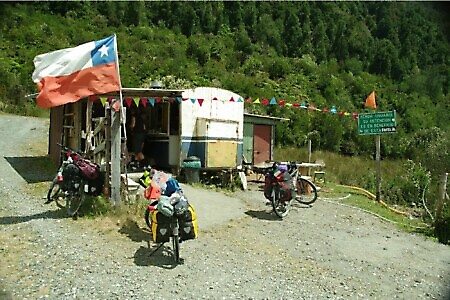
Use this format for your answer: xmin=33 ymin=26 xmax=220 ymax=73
xmin=180 ymin=87 xmax=244 ymax=168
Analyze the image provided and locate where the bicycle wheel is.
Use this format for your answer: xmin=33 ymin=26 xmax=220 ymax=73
xmin=144 ymin=207 xmax=152 ymax=229
xmin=271 ymin=187 xmax=291 ymax=218
xmin=172 ymin=223 xmax=181 ymax=264
xmin=66 ymin=181 xmax=86 ymax=217
xmin=295 ymin=178 xmax=317 ymax=205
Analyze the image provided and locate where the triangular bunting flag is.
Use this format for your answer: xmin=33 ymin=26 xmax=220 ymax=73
xmin=213 ymin=97 xmax=218 ymax=101
xmin=279 ymin=100 xmax=286 ymax=106
xmin=140 ymin=98 xmax=147 ymax=108
xmin=190 ymin=98 xmax=196 ymax=104
xmin=176 ymin=97 xmax=182 ymax=104
xmin=149 ymin=98 xmax=155 ymax=107
xmin=237 ymin=97 xmax=243 ymax=102
xmin=246 ymin=97 xmax=252 ymax=103
xmin=182 ymin=98 xmax=189 ymax=101
xmin=269 ymin=97 xmax=277 ymax=105
xmin=198 ymin=99 xmax=204 ymax=106
xmin=254 ymin=98 xmax=260 ymax=104
xmin=125 ymin=98 xmax=133 ymax=108
xmin=133 ymin=97 xmax=140 ymax=107
xmin=261 ymin=98 xmax=269 ymax=105
xmin=155 ymin=97 xmax=162 ymax=103
xmin=230 ymin=97 xmax=235 ymax=102
xmin=100 ymin=97 xmax=107 ymax=107
xmin=293 ymin=103 xmax=300 ymax=107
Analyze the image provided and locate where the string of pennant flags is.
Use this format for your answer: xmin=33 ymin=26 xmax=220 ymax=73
xmin=89 ymin=91 xmax=377 ymax=120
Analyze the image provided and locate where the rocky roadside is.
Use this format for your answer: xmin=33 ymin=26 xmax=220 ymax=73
xmin=0 ymin=114 xmax=449 ymax=300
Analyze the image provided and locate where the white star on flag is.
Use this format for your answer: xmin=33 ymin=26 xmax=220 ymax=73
xmin=99 ymin=44 xmax=109 ymax=57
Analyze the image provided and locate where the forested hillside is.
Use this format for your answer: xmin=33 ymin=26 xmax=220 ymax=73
xmin=0 ymin=1 xmax=448 ymax=167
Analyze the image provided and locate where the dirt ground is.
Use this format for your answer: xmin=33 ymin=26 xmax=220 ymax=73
xmin=1 ymin=113 xmax=449 ymax=300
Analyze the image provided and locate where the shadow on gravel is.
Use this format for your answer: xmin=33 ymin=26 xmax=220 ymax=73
xmin=118 ymin=218 xmax=152 ymax=243
xmin=133 ymin=245 xmax=180 ymax=269
xmin=0 ymin=283 xmax=13 ymax=300
xmin=245 ymin=210 xmax=284 ymax=221
xmin=119 ymin=219 xmax=181 ymax=269
xmin=4 ymin=156 xmax=54 ymax=183
xmin=0 ymin=209 xmax=66 ymax=225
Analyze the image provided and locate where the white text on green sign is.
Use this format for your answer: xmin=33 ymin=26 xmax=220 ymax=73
xmin=358 ymin=111 xmax=397 ymax=135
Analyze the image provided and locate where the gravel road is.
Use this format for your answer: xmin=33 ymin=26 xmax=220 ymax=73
xmin=0 ymin=113 xmax=449 ymax=300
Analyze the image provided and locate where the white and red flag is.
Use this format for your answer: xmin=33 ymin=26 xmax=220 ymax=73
xmin=32 ymin=35 xmax=121 ymax=108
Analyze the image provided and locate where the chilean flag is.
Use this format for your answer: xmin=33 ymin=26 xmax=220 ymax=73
xmin=32 ymin=35 xmax=121 ymax=108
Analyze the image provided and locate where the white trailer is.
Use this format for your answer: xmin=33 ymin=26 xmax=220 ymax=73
xmin=179 ymin=87 xmax=244 ymax=169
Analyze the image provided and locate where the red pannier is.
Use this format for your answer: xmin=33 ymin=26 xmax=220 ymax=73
xmin=264 ymin=170 xmax=295 ymax=202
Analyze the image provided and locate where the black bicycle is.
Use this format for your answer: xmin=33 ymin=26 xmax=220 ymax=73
xmin=264 ymin=161 xmax=318 ymax=218
xmin=46 ymin=144 xmax=103 ymax=217
xmin=264 ymin=163 xmax=296 ymax=218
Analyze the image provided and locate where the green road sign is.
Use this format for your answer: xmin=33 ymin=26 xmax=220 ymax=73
xmin=358 ymin=111 xmax=396 ymax=135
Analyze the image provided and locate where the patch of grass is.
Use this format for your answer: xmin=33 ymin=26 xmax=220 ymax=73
xmin=79 ymin=195 xmax=112 ymax=217
xmin=321 ymin=183 xmax=434 ymax=238
xmin=274 ymin=147 xmax=407 ymax=190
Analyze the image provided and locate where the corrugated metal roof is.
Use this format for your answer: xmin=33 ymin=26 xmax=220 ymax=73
xmin=244 ymin=112 xmax=289 ymax=123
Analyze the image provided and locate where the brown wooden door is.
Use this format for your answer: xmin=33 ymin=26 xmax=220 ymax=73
xmin=253 ymin=124 xmax=271 ymax=164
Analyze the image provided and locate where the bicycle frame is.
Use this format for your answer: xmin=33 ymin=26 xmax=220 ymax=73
xmin=284 ymin=161 xmax=318 ymax=205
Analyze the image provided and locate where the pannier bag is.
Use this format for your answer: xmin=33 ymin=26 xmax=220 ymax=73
xmin=156 ymin=196 xmax=174 ymax=217
xmin=61 ymin=163 xmax=81 ymax=192
xmin=177 ymin=204 xmax=198 ymax=241
xmin=74 ymin=158 xmax=100 ymax=180
xmin=264 ymin=170 xmax=296 ymax=202
xmin=150 ymin=209 xmax=172 ymax=243
xmin=84 ymin=173 xmax=104 ymax=196
xmin=169 ymin=192 xmax=189 ymax=216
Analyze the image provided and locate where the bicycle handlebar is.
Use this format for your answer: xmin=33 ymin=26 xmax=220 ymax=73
xmin=57 ymin=143 xmax=82 ymax=156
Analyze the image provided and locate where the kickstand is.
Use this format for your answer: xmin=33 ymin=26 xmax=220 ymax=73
xmin=148 ymin=243 xmax=165 ymax=257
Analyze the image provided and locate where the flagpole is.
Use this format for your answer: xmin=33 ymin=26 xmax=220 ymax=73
xmin=113 ymin=34 xmax=127 ymax=141
xmin=111 ymin=33 xmax=126 ymax=205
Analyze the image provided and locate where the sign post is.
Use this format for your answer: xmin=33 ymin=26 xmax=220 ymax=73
xmin=358 ymin=111 xmax=397 ymax=202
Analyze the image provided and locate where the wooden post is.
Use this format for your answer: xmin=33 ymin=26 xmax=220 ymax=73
xmin=104 ymin=105 xmax=111 ymax=197
xmin=375 ymin=135 xmax=381 ymax=202
xmin=110 ymin=108 xmax=122 ymax=205
xmin=308 ymin=139 xmax=312 ymax=176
